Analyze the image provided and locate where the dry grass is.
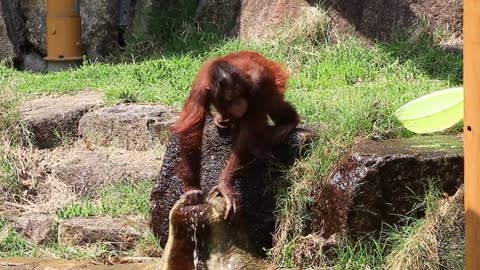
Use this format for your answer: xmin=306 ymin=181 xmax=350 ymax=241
xmin=0 ymin=83 xmax=28 ymax=202
xmin=0 ymin=88 xmax=65 ymax=210
xmin=0 ymin=82 xmax=32 ymax=146
xmin=0 ymin=144 xmax=79 ymax=214
xmin=385 ymin=216 xmax=440 ymax=270
xmin=271 ymin=132 xmax=345 ymax=264
xmin=33 ymin=175 xmax=79 ymax=214
xmin=384 ymin=187 xmax=461 ymax=270
xmin=289 ymin=233 xmax=330 ymax=267
xmin=270 ymin=5 xmax=329 ymax=45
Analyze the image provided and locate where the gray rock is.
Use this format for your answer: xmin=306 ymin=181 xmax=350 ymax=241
xmin=0 ymin=0 xmax=22 ymax=62
xmin=150 ymin=117 xmax=316 ymax=251
xmin=22 ymin=0 xmax=47 ymax=55
xmin=0 ymin=11 xmax=16 ymax=62
xmin=2 ymin=212 xmax=56 ymax=244
xmin=18 ymin=91 xmax=104 ymax=149
xmin=311 ymin=135 xmax=463 ymax=238
xmin=157 ymin=196 xmax=275 ymax=270
xmin=46 ymin=146 xmax=162 ymax=195
xmin=21 ymin=51 xmax=46 ymax=72
xmin=79 ymin=0 xmax=118 ymax=59
xmin=58 ymin=216 xmax=145 ymax=249
xmin=78 ymin=104 xmax=178 ymax=150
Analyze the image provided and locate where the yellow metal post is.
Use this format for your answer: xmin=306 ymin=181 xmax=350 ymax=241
xmin=44 ymin=0 xmax=82 ymax=71
xmin=464 ymin=0 xmax=480 ymax=269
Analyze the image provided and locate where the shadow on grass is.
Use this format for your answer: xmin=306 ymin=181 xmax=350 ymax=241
xmin=108 ymin=0 xmax=234 ymax=63
xmin=378 ymin=34 xmax=462 ymax=85
xmin=315 ymin=0 xmax=462 ymax=85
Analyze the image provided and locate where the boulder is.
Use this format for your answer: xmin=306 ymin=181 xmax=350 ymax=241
xmin=78 ymin=104 xmax=178 ymax=150
xmin=18 ymin=91 xmax=104 ymax=149
xmin=21 ymin=0 xmax=47 ymax=56
xmin=150 ymin=117 xmax=316 ymax=251
xmin=79 ymin=0 xmax=118 ymax=59
xmin=20 ymin=51 xmax=46 ymax=72
xmin=2 ymin=212 xmax=56 ymax=244
xmin=58 ymin=216 xmax=146 ymax=249
xmin=46 ymin=146 xmax=162 ymax=195
xmin=311 ymin=135 xmax=463 ymax=238
xmin=157 ymin=196 xmax=275 ymax=270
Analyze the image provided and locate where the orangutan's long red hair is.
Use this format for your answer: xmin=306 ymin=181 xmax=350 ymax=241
xmin=171 ymin=87 xmax=210 ymax=154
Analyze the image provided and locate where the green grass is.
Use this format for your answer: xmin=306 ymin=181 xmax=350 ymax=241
xmin=57 ymin=180 xmax=153 ymax=219
xmin=383 ymin=184 xmax=445 ymax=270
xmin=0 ymin=155 xmax=20 ymax=200
xmin=0 ymin=219 xmax=33 ymax=257
xmin=30 ymin=242 xmax=123 ymax=262
xmin=275 ymin=183 xmax=447 ymax=270
xmin=0 ymin=218 xmax=122 ymax=260
xmin=332 ymin=237 xmax=387 ymax=270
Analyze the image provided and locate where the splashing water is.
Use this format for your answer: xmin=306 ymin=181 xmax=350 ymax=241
xmin=190 ymin=210 xmax=199 ymax=270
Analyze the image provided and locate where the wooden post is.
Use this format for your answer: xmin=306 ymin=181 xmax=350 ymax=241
xmin=464 ymin=0 xmax=480 ymax=269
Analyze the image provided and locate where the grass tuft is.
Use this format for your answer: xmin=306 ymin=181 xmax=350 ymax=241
xmin=57 ymin=180 xmax=153 ymax=219
xmin=384 ymin=184 xmax=444 ymax=270
xmin=0 ymin=219 xmax=33 ymax=257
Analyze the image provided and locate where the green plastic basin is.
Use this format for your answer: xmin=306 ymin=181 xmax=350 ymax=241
xmin=394 ymin=87 xmax=464 ymax=134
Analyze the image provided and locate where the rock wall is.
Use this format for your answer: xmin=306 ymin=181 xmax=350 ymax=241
xmin=0 ymin=0 xmax=463 ymax=69
xmin=23 ymin=0 xmax=46 ymax=55
xmin=80 ymin=0 xmax=118 ymax=58
xmin=321 ymin=0 xmax=463 ymax=41
xmin=0 ymin=0 xmax=22 ymax=62
xmin=200 ymin=0 xmax=463 ymax=42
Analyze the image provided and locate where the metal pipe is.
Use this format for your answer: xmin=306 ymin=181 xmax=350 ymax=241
xmin=44 ymin=0 xmax=82 ymax=71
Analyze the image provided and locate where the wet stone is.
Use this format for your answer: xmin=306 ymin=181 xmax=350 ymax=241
xmin=150 ymin=117 xmax=316 ymax=253
xmin=311 ymin=135 xmax=463 ymax=238
xmin=157 ymin=196 xmax=275 ymax=270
